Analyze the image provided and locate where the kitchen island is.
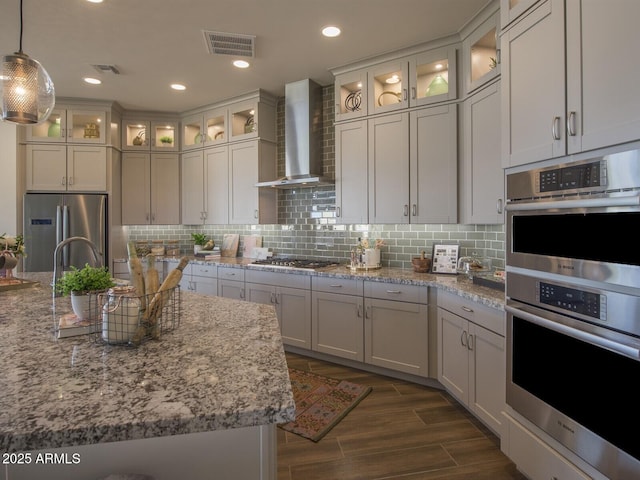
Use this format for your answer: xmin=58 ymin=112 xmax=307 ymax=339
xmin=0 ymin=273 xmax=295 ymax=480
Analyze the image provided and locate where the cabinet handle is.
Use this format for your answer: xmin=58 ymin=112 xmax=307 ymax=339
xmin=61 ymin=176 xmax=66 ymax=186
xmin=411 ymin=204 xmax=417 ymax=216
xmin=270 ymin=292 xmax=276 ymax=304
xmin=146 ymin=214 xmax=150 ymax=222
xmin=461 ymin=306 xmax=474 ymax=313
xmin=336 ymin=206 xmax=341 ymax=217
xmin=403 ymin=88 xmax=408 ymax=101
xmin=275 ymin=293 xmax=280 ymax=305
xmin=467 ymin=334 xmax=474 ymax=351
xmin=357 ymin=304 xmax=362 ymax=317
xmin=68 ymin=176 xmax=73 ymax=185
xmin=411 ymin=87 xmax=416 ymax=100
xmin=461 ymin=330 xmax=468 ymax=347
xmin=240 ymin=288 xmax=245 ymax=299
xmin=403 ymin=204 xmax=409 ymax=216
xmin=386 ymin=290 xmax=401 ymax=294
xmin=329 ymin=284 xmax=343 ymax=288
xmin=496 ymin=48 xmax=501 ymax=65
xmin=567 ymin=111 xmax=577 ymax=136
xmin=254 ymin=209 xmax=258 ymax=219
xmin=496 ymin=199 xmax=503 ymax=215
xmin=552 ymin=116 xmax=562 ymax=140
xmin=365 ymin=306 xmax=371 ymax=319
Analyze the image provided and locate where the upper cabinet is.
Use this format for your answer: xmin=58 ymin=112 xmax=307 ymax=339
xmin=122 ymin=117 xmax=179 ymax=152
xmin=502 ymin=0 xmax=640 ymax=167
xmin=181 ymin=91 xmax=276 ymax=151
xmin=334 ymin=70 xmax=368 ymax=122
xmin=463 ymin=10 xmax=500 ymax=94
xmin=26 ymin=106 xmax=108 ymax=144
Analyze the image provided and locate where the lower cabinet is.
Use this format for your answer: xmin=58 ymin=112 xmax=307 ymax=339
xmin=437 ymin=290 xmax=505 ymax=437
xmin=181 ymin=264 xmax=217 ymax=296
xmin=217 ymin=267 xmax=245 ymax=300
xmin=311 ymin=277 xmax=365 ymax=361
xmin=245 ymin=270 xmax=311 ymax=348
xmin=364 ymin=281 xmax=429 ymax=377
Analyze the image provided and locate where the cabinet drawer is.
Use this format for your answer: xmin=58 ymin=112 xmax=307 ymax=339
xmin=245 ymin=269 xmax=311 ymax=289
xmin=313 ymin=276 xmax=363 ymax=296
xmin=217 ymin=266 xmax=245 ymax=282
xmin=364 ymin=281 xmax=428 ymax=304
xmin=438 ymin=290 xmax=504 ymax=336
xmin=192 ymin=264 xmax=217 ymax=278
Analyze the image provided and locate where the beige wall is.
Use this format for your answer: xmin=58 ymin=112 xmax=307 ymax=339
xmin=0 ymin=121 xmax=18 ymax=235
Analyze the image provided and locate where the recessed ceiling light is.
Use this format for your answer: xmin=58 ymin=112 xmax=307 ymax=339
xmin=171 ymin=83 xmax=186 ymax=91
xmin=83 ymin=77 xmax=102 ymax=85
xmin=86 ymin=0 xmax=103 ymax=3
xmin=322 ymin=25 xmax=341 ymax=38
xmin=233 ymin=60 xmax=250 ymax=69
xmin=385 ymin=74 xmax=400 ymax=84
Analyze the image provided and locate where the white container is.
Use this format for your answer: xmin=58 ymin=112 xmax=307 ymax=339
xmin=102 ymin=286 xmax=141 ymax=344
xmin=362 ymin=248 xmax=381 ymax=267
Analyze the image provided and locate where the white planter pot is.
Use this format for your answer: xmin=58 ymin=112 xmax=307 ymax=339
xmin=71 ymin=292 xmax=92 ymax=320
xmin=194 ymin=245 xmax=202 ymax=255
xmin=362 ymin=248 xmax=380 ymax=267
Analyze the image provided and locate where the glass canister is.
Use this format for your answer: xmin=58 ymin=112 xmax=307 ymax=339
xmin=101 ymin=286 xmax=141 ymax=344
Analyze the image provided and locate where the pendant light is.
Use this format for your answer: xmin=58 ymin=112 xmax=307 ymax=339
xmin=1 ymin=0 xmax=55 ymax=125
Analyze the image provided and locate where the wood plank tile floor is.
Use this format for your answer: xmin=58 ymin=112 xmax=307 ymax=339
xmin=278 ymin=352 xmax=527 ymax=480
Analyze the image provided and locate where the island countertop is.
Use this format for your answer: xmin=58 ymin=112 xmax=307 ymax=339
xmin=0 ymin=272 xmax=296 ymax=453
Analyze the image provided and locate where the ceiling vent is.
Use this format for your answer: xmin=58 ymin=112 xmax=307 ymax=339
xmin=91 ymin=64 xmax=120 ymax=75
xmin=202 ymin=30 xmax=255 ymax=58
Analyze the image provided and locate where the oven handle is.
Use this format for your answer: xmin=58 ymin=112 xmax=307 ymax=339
xmin=505 ymin=194 xmax=640 ymax=211
xmin=506 ymin=305 xmax=640 ymax=360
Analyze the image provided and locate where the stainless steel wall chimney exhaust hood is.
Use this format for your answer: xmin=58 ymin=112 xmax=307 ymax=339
xmin=256 ymin=79 xmax=333 ymax=189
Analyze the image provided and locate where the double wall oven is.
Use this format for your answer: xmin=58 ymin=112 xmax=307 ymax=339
xmin=505 ymin=149 xmax=640 ymax=479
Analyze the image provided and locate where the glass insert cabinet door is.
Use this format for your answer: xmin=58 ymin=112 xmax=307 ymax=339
xmin=26 ymin=108 xmax=107 ymax=144
xmin=124 ymin=120 xmax=178 ymax=150
xmin=335 ymin=70 xmax=368 ymax=121
xmin=368 ymin=59 xmax=408 ymax=114
xmin=409 ymin=46 xmax=458 ymax=107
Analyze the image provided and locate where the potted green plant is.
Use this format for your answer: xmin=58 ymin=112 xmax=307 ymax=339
xmin=56 ymin=264 xmax=115 ymax=319
xmin=191 ymin=233 xmax=207 ymax=254
xmin=159 ymin=135 xmax=173 ymax=145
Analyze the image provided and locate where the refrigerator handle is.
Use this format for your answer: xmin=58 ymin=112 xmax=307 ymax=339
xmin=63 ymin=205 xmax=70 ymax=268
xmin=56 ymin=205 xmax=63 ymax=246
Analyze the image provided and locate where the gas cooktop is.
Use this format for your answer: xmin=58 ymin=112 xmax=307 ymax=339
xmin=249 ymin=258 xmax=341 ymax=270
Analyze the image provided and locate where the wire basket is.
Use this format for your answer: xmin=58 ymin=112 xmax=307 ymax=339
xmin=88 ymin=286 xmax=181 ymax=346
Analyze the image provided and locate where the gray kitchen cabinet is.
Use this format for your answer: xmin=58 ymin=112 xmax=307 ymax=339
xmin=229 ymin=140 xmax=277 ymax=225
xmin=368 ymin=112 xmax=410 ymax=224
xmin=181 ymin=263 xmax=217 ymax=296
xmin=501 ymin=0 xmax=565 ymax=167
xmin=334 ymin=120 xmax=368 ymax=224
xmin=246 ymin=270 xmax=312 ymax=348
xmin=363 ymin=281 xmax=429 ymax=377
xmin=121 ymin=152 xmax=180 ymax=225
xmin=311 ymin=276 xmax=365 ymax=361
xmin=460 ymin=80 xmax=503 ymax=224
xmin=25 ymin=106 xmax=109 ymax=145
xmin=181 ymin=145 xmax=229 ymax=225
xmin=217 ymin=266 xmax=245 ymax=300
xmin=122 ymin=117 xmax=179 ymax=152
xmin=26 ymin=144 xmax=107 ymax=192
xmin=409 ymin=104 xmax=457 ymax=224
xmin=502 ymin=0 xmax=640 ymax=168
xmin=462 ymin=7 xmax=500 ymax=95
xmin=334 ymin=69 xmax=368 ymax=122
xmin=500 ymin=0 xmax=538 ymax=30
xmin=437 ymin=290 xmax=505 ymax=437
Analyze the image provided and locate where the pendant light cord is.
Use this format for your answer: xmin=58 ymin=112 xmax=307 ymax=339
xmin=18 ymin=0 xmax=24 ymax=53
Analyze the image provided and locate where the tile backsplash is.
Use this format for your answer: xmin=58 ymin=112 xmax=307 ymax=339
xmin=126 ymin=85 xmax=504 ymax=270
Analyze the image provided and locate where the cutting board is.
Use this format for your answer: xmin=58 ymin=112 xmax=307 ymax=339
xmin=221 ymin=234 xmax=240 ymax=258
xmin=242 ymin=235 xmax=263 ymax=258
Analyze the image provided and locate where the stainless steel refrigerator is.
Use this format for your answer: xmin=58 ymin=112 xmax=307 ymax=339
xmin=23 ymin=193 xmax=108 ymax=272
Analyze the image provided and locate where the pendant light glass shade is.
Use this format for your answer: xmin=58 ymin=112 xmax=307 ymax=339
xmin=1 ymin=0 xmax=55 ymax=125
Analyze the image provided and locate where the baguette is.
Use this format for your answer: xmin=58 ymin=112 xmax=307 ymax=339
xmin=145 ymin=254 xmax=160 ymax=298
xmin=127 ymin=241 xmax=146 ymax=312
xmin=140 ymin=256 xmax=189 ymax=340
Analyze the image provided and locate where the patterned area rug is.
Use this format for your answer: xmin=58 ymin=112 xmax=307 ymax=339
xmin=280 ymin=368 xmax=372 ymax=442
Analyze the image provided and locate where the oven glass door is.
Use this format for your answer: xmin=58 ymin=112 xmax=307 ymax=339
xmin=507 ymin=304 xmax=640 ymax=474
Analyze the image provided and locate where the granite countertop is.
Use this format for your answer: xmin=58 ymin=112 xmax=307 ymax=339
xmin=162 ymin=256 xmax=506 ymax=310
xmin=0 ymin=272 xmax=295 ymax=453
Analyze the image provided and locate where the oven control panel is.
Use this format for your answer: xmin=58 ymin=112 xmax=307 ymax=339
xmin=538 ymin=161 xmax=604 ymax=193
xmin=537 ymin=281 xmax=605 ymax=320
